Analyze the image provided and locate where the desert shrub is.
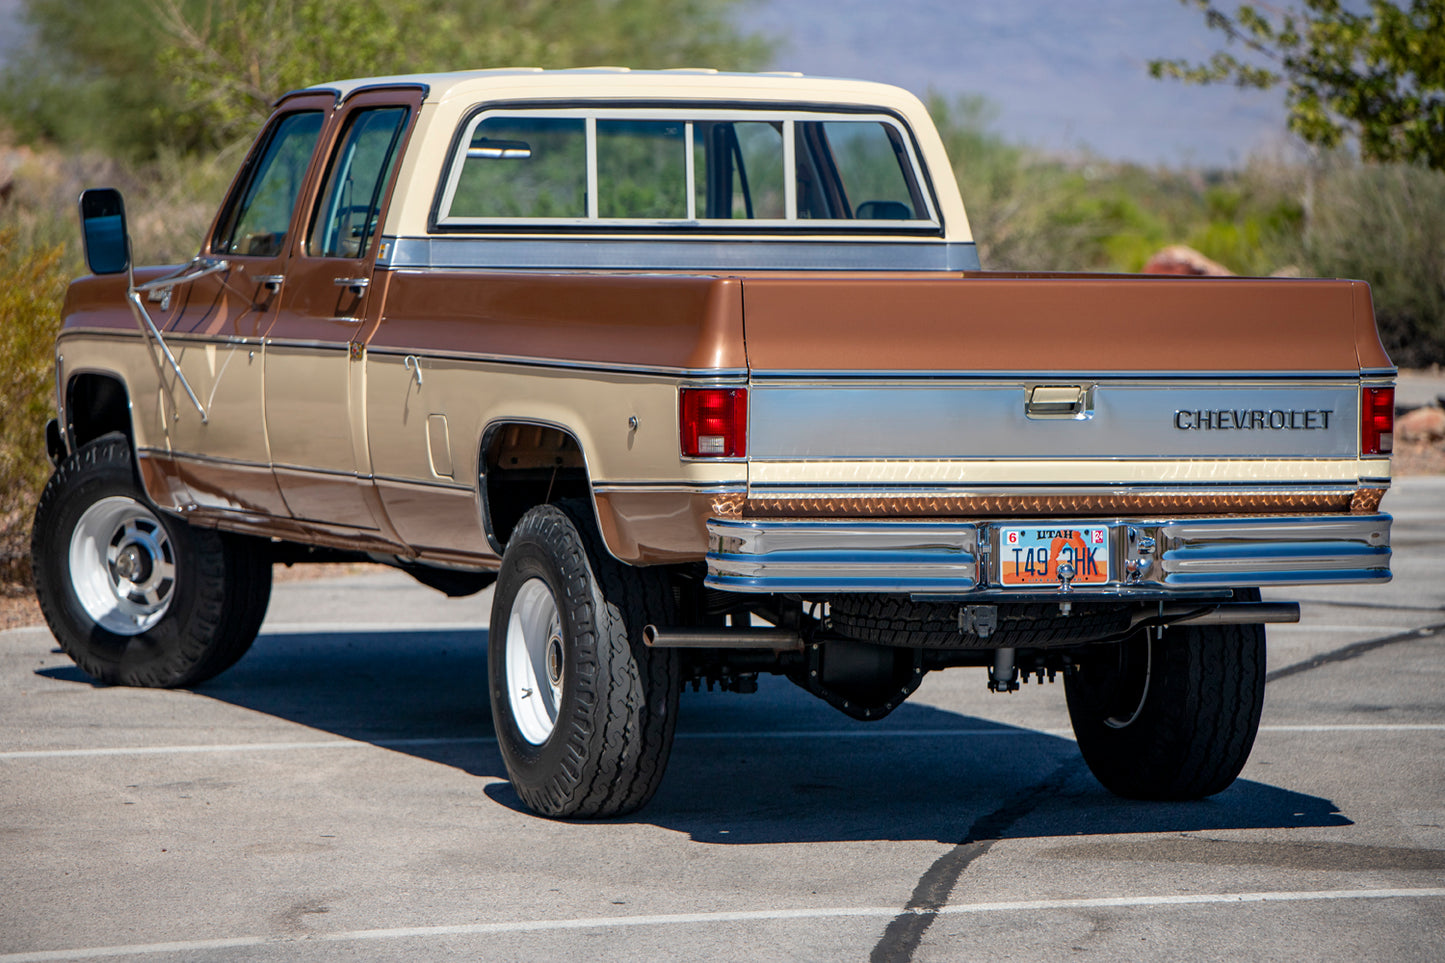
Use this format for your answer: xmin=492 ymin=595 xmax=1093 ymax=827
xmin=1180 ymin=178 xmax=1306 ymax=276
xmin=0 ymin=229 xmax=68 ymax=590
xmin=1305 ymin=161 xmax=1445 ymax=366
xmin=1 ymin=141 xmax=234 ymax=266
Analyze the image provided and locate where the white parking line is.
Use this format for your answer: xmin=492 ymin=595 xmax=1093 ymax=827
xmin=1259 ymin=724 xmax=1445 ymax=733
xmin=3 ymin=887 xmax=1442 ymax=962
xmin=2 ymin=724 xmax=1442 ymax=760
xmin=0 ymin=737 xmax=486 ymax=760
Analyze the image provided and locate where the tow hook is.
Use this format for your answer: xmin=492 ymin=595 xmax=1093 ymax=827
xmin=1057 ymin=562 xmax=1075 ymax=615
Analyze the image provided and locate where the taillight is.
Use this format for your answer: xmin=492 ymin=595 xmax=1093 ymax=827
xmin=1362 ymin=386 xmax=1394 ymax=456
xmin=680 ymin=387 xmax=747 ymax=457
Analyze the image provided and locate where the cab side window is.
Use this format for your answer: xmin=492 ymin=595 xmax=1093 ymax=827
xmin=449 ymin=116 xmax=588 ymax=219
xmin=818 ymin=121 xmax=925 ymax=220
xmin=596 ymin=120 xmax=687 ymax=219
xmin=213 ymin=111 xmax=324 ymax=257
xmin=694 ymin=121 xmax=785 ymax=219
xmin=308 ymin=107 xmax=409 ymax=258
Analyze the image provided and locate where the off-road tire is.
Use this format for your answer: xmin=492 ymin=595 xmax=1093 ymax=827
xmin=1064 ymin=618 xmax=1266 ymax=800
xmin=488 ymin=500 xmax=679 ymax=818
xmin=31 ymin=433 xmax=272 ymax=687
xmin=830 ymin=595 xmax=1133 ymax=649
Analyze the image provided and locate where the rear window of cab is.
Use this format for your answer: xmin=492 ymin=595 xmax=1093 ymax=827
xmin=434 ymin=108 xmax=939 ymax=230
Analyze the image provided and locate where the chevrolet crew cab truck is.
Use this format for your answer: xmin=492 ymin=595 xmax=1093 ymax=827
xmin=34 ymin=69 xmax=1395 ymax=818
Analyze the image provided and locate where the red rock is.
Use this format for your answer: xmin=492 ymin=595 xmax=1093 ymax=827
xmin=1397 ymin=405 xmax=1445 ymax=442
xmin=1141 ymin=245 xmax=1234 ymax=277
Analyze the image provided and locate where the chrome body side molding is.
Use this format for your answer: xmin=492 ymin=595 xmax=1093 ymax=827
xmin=378 ymin=236 xmax=981 ymax=272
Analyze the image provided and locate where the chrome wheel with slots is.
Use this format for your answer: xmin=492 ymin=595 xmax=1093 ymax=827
xmin=68 ymin=496 xmax=176 ymax=635
xmin=32 ymin=433 xmax=272 ymax=688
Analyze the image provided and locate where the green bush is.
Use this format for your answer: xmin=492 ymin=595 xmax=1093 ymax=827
xmin=0 ymin=229 xmax=68 ymax=591
xmin=1304 ymin=161 xmax=1445 ymax=366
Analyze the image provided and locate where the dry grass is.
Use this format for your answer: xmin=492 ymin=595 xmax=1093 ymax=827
xmin=1394 ymin=441 xmax=1445 ymax=475
xmin=0 ymin=228 xmax=68 ymax=605
xmin=0 ymin=592 xmax=42 ymax=632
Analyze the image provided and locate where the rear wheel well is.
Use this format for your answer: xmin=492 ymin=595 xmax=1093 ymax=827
xmin=67 ymin=374 xmax=132 ymax=449
xmin=481 ymin=422 xmax=589 ymax=552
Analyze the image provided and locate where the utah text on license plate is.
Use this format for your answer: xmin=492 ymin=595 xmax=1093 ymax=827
xmin=998 ymin=526 xmax=1110 ymax=586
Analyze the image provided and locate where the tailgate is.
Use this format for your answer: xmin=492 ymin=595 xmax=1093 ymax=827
xmin=738 ymin=274 xmax=1392 ymax=508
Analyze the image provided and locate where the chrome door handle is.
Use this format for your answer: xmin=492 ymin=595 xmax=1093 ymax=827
xmin=334 ymin=277 xmax=370 ymax=293
xmin=255 ymin=274 xmax=285 ymax=292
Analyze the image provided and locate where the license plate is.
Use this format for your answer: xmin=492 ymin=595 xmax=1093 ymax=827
xmin=998 ymin=526 xmax=1110 ymax=587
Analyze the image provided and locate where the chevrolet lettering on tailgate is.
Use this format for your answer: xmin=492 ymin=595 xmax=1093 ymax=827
xmin=1174 ymin=408 xmax=1335 ymax=430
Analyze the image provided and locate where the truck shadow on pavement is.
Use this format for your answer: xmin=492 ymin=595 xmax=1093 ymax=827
xmin=39 ymin=626 xmax=1353 ymax=845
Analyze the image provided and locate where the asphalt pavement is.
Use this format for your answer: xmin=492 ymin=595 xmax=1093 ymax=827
xmin=1397 ymin=368 xmax=1445 ymax=410
xmin=2 ymin=478 xmax=1442 ymax=961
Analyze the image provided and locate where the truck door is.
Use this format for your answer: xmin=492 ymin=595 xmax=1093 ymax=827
xmin=159 ymin=98 xmax=331 ymax=517
xmin=262 ymin=88 xmax=422 ymax=535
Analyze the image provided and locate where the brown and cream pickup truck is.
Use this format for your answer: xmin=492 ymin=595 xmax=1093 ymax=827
xmin=34 ymin=69 xmax=1395 ymax=818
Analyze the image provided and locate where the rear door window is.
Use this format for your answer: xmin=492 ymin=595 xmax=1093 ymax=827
xmin=307 ymin=106 xmax=409 ymax=258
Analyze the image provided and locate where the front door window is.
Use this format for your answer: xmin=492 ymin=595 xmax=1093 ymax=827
xmin=213 ymin=111 xmax=324 ymax=257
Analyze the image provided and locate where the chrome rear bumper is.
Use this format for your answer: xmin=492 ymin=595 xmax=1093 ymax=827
xmin=705 ymin=513 xmax=1392 ymax=594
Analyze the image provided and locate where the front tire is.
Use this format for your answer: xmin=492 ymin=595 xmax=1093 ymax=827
xmin=488 ymin=501 xmax=679 ymax=818
xmin=31 ymin=434 xmax=272 ymax=687
xmin=1064 ymin=619 xmax=1266 ymax=800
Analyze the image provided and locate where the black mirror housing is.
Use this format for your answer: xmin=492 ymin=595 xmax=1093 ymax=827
xmin=79 ymin=188 xmax=130 ymax=276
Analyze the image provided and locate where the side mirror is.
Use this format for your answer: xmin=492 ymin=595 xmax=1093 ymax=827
xmin=78 ymin=188 xmax=130 ymax=276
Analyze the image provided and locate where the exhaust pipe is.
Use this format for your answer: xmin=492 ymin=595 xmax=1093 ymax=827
xmin=1135 ymin=602 xmax=1300 ymax=629
xmin=642 ymin=625 xmax=804 ymax=651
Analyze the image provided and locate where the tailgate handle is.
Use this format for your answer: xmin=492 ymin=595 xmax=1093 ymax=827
xmin=1026 ymin=384 xmax=1093 ymax=420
